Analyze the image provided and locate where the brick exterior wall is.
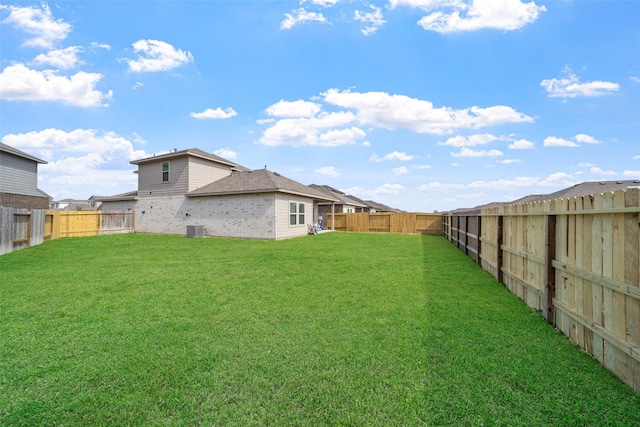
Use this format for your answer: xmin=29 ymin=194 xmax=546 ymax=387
xmin=0 ymin=192 xmax=49 ymax=209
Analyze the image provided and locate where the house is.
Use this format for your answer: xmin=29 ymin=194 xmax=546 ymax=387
xmin=0 ymin=143 xmax=50 ymax=209
xmin=100 ymin=148 xmax=338 ymax=240
xmin=309 ymin=184 xmax=369 ymax=218
xmin=50 ymin=198 xmax=94 ymax=210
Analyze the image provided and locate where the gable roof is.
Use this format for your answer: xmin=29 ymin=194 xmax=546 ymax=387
xmin=0 ymin=142 xmax=47 ymax=164
xmin=364 ymin=200 xmax=401 ymax=212
xmin=187 ymin=169 xmax=339 ymax=202
xmin=94 ymin=190 xmax=138 ymax=202
xmin=130 ymin=148 xmax=249 ymax=171
xmin=309 ymin=184 xmax=368 ymax=207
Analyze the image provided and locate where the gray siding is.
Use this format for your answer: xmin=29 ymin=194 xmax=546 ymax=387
xmin=188 ymin=157 xmax=233 ymax=191
xmin=0 ymin=151 xmax=41 ymax=196
xmin=137 ymin=156 xmax=189 ymax=197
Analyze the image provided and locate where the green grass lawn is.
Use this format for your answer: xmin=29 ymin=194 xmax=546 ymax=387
xmin=1 ymin=232 xmax=638 ymax=426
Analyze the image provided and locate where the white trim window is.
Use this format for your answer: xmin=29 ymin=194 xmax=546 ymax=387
xmin=289 ymin=201 xmax=305 ymax=226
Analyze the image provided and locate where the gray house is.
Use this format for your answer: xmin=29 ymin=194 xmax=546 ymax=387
xmin=309 ymin=184 xmax=369 ymax=218
xmin=100 ymin=148 xmax=338 ymax=240
xmin=0 ymin=143 xmax=50 ymax=209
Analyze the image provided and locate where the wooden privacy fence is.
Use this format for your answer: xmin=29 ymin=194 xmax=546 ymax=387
xmin=443 ymin=189 xmax=640 ymax=392
xmin=0 ymin=208 xmax=133 ymax=255
xmin=326 ymin=212 xmax=442 ymax=235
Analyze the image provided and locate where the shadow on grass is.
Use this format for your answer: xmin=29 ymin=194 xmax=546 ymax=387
xmin=418 ymin=233 xmax=640 ymax=425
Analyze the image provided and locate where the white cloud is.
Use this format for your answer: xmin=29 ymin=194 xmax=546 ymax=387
xmin=623 ymin=170 xmax=640 ymax=177
xmin=306 ymin=0 xmax=340 ymax=6
xmin=190 ymin=107 xmax=237 ymax=119
xmin=451 ymin=147 xmax=503 ymax=157
xmin=634 ymin=155 xmax=640 ymax=160
xmin=315 ymin=166 xmax=341 ymax=177
xmin=280 ymin=8 xmax=327 ymax=30
xmin=322 ymin=88 xmax=533 ymax=134
xmin=124 ymin=39 xmax=194 ymax=73
xmin=369 ymin=151 xmax=415 ymax=162
xmin=1 ymin=128 xmax=149 ymax=198
xmin=590 ymin=166 xmax=616 ymax=176
xmin=91 ymin=42 xmax=111 ymax=51
xmin=392 ymin=166 xmax=409 ymax=175
xmin=468 ymin=176 xmax=539 ymax=189
xmin=265 ymin=100 xmax=321 ymax=118
xmin=574 ymin=133 xmax=600 ymax=144
xmin=417 ymin=181 xmax=466 ymax=192
xmin=543 ymin=136 xmax=579 ymax=147
xmin=259 ymin=89 xmax=532 ymax=148
xmin=132 ymin=82 xmax=144 ymax=90
xmin=33 ymin=46 xmax=83 ymax=69
xmin=0 ymin=3 xmax=71 ymax=48
xmin=439 ymin=133 xmax=500 ymax=147
xmin=0 ymin=63 xmax=111 ymax=107
xmin=361 ymin=141 xmax=372 ymax=147
xmin=375 ymin=183 xmax=405 ymax=195
xmin=213 ymin=148 xmax=237 ymax=159
xmin=393 ymin=0 xmax=546 ymax=33
xmin=498 ymin=159 xmax=522 ymax=164
xmin=354 ymin=4 xmax=386 ymax=35
xmin=259 ymin=111 xmax=360 ymax=147
xmin=541 ymin=67 xmax=619 ymax=98
xmin=508 ymin=139 xmax=534 ymax=149
xmin=417 ymin=164 xmax=431 ymax=169
xmin=538 ymin=172 xmax=576 ymax=187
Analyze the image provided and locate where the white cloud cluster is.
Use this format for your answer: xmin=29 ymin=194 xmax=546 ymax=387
xmin=0 ymin=3 xmax=71 ymax=48
xmin=124 ymin=39 xmax=194 ymax=73
xmin=354 ymin=5 xmax=386 ymax=36
xmin=0 ymin=63 xmax=112 ymax=107
xmin=543 ymin=134 xmax=600 ymax=148
xmin=282 ymin=0 xmax=544 ymax=34
xmin=391 ymin=0 xmax=546 ymax=33
xmin=369 ymin=151 xmax=416 ymax=162
xmin=541 ymin=68 xmax=620 ymax=98
xmin=418 ymin=172 xmax=578 ymax=194
xmin=190 ymin=107 xmax=237 ymax=120
xmin=315 ymin=166 xmax=341 ymax=177
xmin=1 ymin=128 xmax=149 ymax=198
xmin=33 ymin=46 xmax=84 ymax=69
xmin=213 ymin=148 xmax=238 ymax=159
xmin=258 ymin=89 xmax=532 ymax=147
xmin=0 ymin=4 xmax=113 ymax=107
xmin=280 ymin=8 xmax=328 ymax=30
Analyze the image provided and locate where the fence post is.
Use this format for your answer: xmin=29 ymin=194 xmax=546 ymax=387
xmin=544 ymin=214 xmax=557 ymax=324
xmin=497 ymin=215 xmax=504 ymax=284
xmin=477 ymin=214 xmax=482 ymax=266
xmin=51 ymin=210 xmax=61 ymax=240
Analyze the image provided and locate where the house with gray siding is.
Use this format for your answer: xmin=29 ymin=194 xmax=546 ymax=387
xmin=0 ymin=143 xmax=50 ymax=209
xmin=100 ymin=148 xmax=338 ymax=240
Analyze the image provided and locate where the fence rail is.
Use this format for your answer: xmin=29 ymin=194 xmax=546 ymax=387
xmin=443 ymin=188 xmax=640 ymax=392
xmin=0 ymin=208 xmax=133 ymax=255
xmin=325 ymin=212 xmax=442 ymax=235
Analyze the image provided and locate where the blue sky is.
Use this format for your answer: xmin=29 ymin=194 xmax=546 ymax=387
xmin=1 ymin=0 xmax=638 ymax=212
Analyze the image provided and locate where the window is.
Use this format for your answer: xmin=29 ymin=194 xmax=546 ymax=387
xmin=290 ymin=202 xmax=305 ymax=226
xmin=162 ymin=161 xmax=170 ymax=182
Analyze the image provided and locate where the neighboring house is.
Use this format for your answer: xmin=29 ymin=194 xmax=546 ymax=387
xmin=363 ymin=199 xmax=401 ymax=213
xmin=0 ymin=143 xmax=50 ymax=209
xmin=309 ymin=184 xmax=369 ymax=218
xmin=100 ymin=148 xmax=338 ymax=240
xmin=51 ymin=198 xmax=93 ymax=210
